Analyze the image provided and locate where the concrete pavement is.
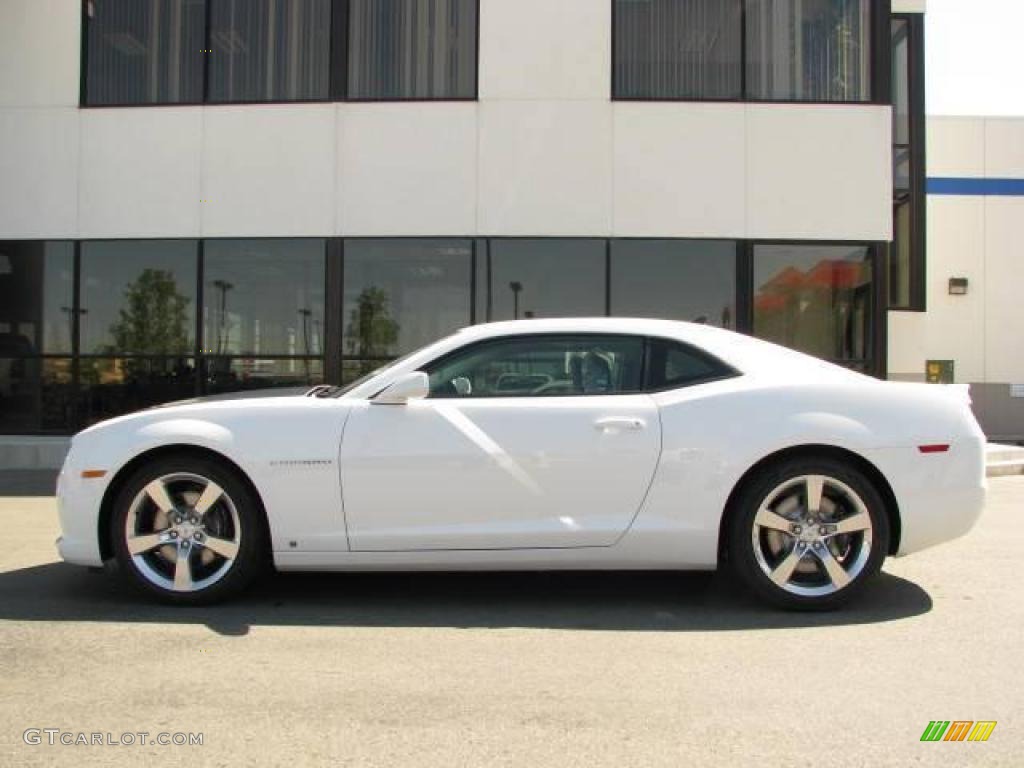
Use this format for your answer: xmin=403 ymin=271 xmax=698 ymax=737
xmin=1 ymin=479 xmax=1022 ymax=766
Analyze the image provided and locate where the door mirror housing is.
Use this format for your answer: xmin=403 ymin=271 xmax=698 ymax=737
xmin=372 ymin=371 xmax=430 ymax=404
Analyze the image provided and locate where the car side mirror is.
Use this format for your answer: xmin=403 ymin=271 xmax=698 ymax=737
xmin=372 ymin=371 xmax=430 ymax=404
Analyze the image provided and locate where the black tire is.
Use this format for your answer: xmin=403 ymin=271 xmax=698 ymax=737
xmin=112 ymin=455 xmax=268 ymax=605
xmin=726 ymin=457 xmax=890 ymax=611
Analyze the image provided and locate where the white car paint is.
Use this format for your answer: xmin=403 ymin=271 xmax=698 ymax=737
xmin=56 ymin=318 xmax=986 ymax=573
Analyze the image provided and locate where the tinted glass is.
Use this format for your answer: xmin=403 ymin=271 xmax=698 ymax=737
xmin=204 ymin=357 xmax=324 ymax=394
xmin=0 ymin=358 xmax=74 ymax=433
xmin=203 ymin=240 xmax=324 ymax=358
xmin=610 ymin=240 xmax=736 ymax=328
xmin=890 ymin=203 xmax=911 ymax=308
xmin=79 ymin=357 xmax=197 ymax=426
xmin=348 ymin=0 xmax=478 ymax=99
xmin=746 ymin=0 xmax=871 ymax=102
xmin=208 ymin=0 xmax=331 ymax=102
xmin=753 ymin=244 xmax=873 ymax=364
xmin=80 ymin=241 xmax=197 ymax=355
xmin=427 ymin=336 xmax=645 ymax=398
xmin=614 ymin=0 xmax=743 ymax=99
xmin=892 ymin=19 xmax=910 ymax=145
xmin=0 ymin=241 xmax=74 ymax=355
xmin=85 ymin=0 xmax=206 ymax=105
xmin=646 ymin=338 xmax=733 ymax=390
xmin=343 ymin=239 xmax=472 ymax=359
xmin=487 ymin=240 xmax=606 ymax=321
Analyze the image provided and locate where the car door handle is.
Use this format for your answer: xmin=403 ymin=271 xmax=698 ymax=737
xmin=594 ymin=417 xmax=646 ymax=432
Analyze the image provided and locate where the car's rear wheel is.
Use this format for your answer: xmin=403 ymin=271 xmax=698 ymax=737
xmin=727 ymin=458 xmax=890 ymax=610
xmin=112 ymin=456 xmax=267 ymax=604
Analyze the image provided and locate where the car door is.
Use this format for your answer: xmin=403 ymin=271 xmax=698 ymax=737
xmin=339 ymin=334 xmax=662 ymax=551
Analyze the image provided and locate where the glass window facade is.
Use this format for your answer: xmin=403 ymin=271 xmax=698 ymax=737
xmin=610 ymin=240 xmax=736 ymax=328
xmin=753 ymin=244 xmax=873 ymax=367
xmin=613 ymin=0 xmax=743 ymax=100
xmin=80 ymin=241 xmax=197 ymax=355
xmin=347 ymin=0 xmax=478 ymax=100
xmin=486 ymin=240 xmax=606 ymax=321
xmin=746 ymin=0 xmax=871 ymax=102
xmin=0 ymin=241 xmax=74 ymax=356
xmin=889 ymin=15 xmax=926 ymax=310
xmin=84 ymin=0 xmax=206 ymax=105
xmin=342 ymin=239 xmax=473 ymax=362
xmin=83 ymin=0 xmax=479 ymax=105
xmin=208 ymin=0 xmax=332 ymax=102
xmin=203 ymin=239 xmax=325 ymax=357
xmin=614 ymin=0 xmax=873 ymax=102
xmin=0 ymin=238 xmax=881 ymax=433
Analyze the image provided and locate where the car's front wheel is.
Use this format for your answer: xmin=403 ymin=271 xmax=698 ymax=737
xmin=727 ymin=458 xmax=890 ymax=610
xmin=112 ymin=456 xmax=267 ymax=604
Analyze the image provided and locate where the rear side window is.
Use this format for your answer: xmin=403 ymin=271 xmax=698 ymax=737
xmin=646 ymin=338 xmax=736 ymax=391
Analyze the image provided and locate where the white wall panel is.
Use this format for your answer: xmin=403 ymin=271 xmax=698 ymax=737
xmin=922 ymin=196 xmax=987 ymax=383
xmin=926 ymin=117 xmax=985 ymax=177
xmin=478 ymin=101 xmax=612 ymax=235
xmin=983 ymin=198 xmax=1024 ymax=383
xmin=337 ymin=104 xmax=477 ymax=236
xmin=0 ymin=0 xmax=80 ymax=107
xmin=79 ymin=109 xmax=202 ymax=238
xmin=479 ymin=0 xmax=609 ymax=100
xmin=984 ymin=119 xmax=1024 ymax=178
xmin=613 ymin=103 xmax=745 ymax=237
xmin=0 ymin=108 xmax=78 ymax=238
xmin=746 ymin=105 xmax=892 ymax=241
xmin=201 ymin=106 xmax=335 ymax=237
xmin=886 ymin=311 xmax=927 ymax=380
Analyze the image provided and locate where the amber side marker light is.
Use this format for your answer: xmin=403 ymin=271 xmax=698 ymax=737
xmin=81 ymin=470 xmax=108 ymax=479
xmin=918 ymin=444 xmax=951 ymax=454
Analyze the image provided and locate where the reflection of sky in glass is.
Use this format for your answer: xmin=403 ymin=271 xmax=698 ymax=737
xmin=80 ymin=241 xmax=197 ymax=354
xmin=610 ymin=240 xmax=736 ymax=328
xmin=204 ymin=240 xmax=325 ymax=357
xmin=489 ymin=240 xmax=606 ymax=321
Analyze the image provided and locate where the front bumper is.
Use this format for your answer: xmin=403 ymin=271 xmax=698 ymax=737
xmin=55 ymin=452 xmax=107 ymax=567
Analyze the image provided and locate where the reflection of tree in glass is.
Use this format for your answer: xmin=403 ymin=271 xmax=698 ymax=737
xmin=108 ymin=269 xmax=190 ymax=355
xmin=345 ymin=287 xmax=399 ymax=372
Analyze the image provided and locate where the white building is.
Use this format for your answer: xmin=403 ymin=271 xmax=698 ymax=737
xmin=889 ymin=115 xmax=1024 ymax=442
xmin=2 ymin=0 xmax=931 ymax=467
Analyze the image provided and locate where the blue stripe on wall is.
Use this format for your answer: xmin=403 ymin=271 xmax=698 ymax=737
xmin=927 ymin=177 xmax=1024 ymax=196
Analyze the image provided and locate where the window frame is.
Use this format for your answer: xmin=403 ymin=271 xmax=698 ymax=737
xmin=888 ymin=12 xmax=927 ymax=311
xmin=80 ymin=0 xmax=480 ymax=107
xmin=419 ymin=332 xmax=739 ymax=399
xmin=611 ymin=0 xmax=891 ymax=105
xmin=643 ymin=336 xmax=741 ymax=393
xmin=421 ymin=333 xmax=649 ymax=399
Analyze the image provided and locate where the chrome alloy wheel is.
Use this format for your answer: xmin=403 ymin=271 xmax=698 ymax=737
xmin=751 ymin=474 xmax=874 ymax=598
xmin=124 ymin=473 xmax=241 ymax=593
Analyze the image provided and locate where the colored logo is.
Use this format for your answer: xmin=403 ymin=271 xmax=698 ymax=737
xmin=920 ymin=721 xmax=997 ymax=742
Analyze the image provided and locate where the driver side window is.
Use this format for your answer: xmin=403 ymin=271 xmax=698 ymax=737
xmin=426 ymin=335 xmax=644 ymax=398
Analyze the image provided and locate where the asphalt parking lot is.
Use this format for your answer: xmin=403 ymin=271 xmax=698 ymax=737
xmin=1 ymin=478 xmax=1021 ymax=767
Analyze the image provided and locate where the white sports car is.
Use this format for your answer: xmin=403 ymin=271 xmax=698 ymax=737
xmin=56 ymin=319 xmax=986 ymax=610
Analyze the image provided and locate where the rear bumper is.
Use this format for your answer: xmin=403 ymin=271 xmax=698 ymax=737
xmin=868 ymin=437 xmax=987 ymax=557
